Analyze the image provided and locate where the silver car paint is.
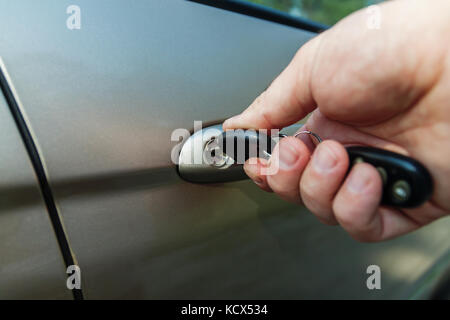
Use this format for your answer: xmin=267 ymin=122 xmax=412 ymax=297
xmin=0 ymin=92 xmax=71 ymax=299
xmin=0 ymin=0 xmax=449 ymax=298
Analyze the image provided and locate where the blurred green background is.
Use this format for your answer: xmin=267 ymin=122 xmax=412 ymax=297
xmin=247 ymin=0 xmax=387 ymax=25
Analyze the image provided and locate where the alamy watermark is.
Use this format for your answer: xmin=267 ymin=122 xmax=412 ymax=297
xmin=66 ymin=265 xmax=81 ymax=290
xmin=66 ymin=5 xmax=81 ymax=30
xmin=366 ymin=265 xmax=381 ymax=290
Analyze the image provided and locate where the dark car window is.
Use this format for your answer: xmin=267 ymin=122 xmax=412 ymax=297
xmin=245 ymin=0 xmax=388 ymax=26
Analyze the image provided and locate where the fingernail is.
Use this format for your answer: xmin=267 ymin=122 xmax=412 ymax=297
xmin=347 ymin=166 xmax=372 ymax=193
xmin=279 ymin=143 xmax=299 ymax=169
xmin=313 ymin=144 xmax=338 ymax=172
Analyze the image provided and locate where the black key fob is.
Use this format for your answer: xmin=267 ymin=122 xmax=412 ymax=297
xmin=346 ymin=146 xmax=433 ymax=208
xmin=218 ymin=131 xmax=433 ymax=209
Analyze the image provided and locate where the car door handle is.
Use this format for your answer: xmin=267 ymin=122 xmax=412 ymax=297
xmin=177 ymin=125 xmax=433 ymax=208
xmin=177 ymin=125 xmax=249 ymax=183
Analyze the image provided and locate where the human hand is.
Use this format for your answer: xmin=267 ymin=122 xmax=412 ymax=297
xmin=223 ymin=0 xmax=450 ymax=242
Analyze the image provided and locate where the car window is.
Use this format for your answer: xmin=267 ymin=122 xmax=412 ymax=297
xmin=246 ymin=0 xmax=388 ymax=26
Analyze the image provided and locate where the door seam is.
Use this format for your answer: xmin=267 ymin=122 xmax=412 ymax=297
xmin=0 ymin=58 xmax=83 ymax=300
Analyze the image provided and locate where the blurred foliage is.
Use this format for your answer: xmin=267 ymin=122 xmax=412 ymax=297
xmin=247 ymin=0 xmax=386 ymax=25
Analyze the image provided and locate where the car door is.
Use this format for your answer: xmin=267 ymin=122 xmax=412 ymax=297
xmin=0 ymin=70 xmax=71 ymax=299
xmin=0 ymin=0 xmax=449 ymax=299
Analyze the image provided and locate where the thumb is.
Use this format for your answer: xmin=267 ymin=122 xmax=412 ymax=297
xmin=223 ymin=35 xmax=323 ymax=130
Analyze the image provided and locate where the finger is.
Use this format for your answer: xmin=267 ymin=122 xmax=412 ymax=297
xmin=299 ymin=1 xmax=443 ymax=126
xmin=402 ymin=201 xmax=450 ymax=226
xmin=223 ymin=36 xmax=323 ymax=131
xmin=332 ymin=163 xmax=418 ymax=242
xmin=244 ymin=158 xmax=272 ymax=192
xmin=265 ymin=137 xmax=311 ymax=204
xmin=305 ymin=110 xmax=408 ymax=154
xmin=300 ymin=140 xmax=349 ymax=225
xmin=225 ymin=0 xmax=445 ymax=131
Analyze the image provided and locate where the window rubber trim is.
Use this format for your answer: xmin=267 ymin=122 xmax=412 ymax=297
xmin=0 ymin=59 xmax=83 ymax=300
xmin=188 ymin=0 xmax=328 ymax=33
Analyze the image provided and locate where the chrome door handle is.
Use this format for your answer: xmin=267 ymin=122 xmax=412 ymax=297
xmin=177 ymin=125 xmax=249 ymax=184
xmin=177 ymin=124 xmax=298 ymax=184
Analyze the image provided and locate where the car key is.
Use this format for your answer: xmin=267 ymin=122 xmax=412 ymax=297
xmin=217 ymin=130 xmax=433 ymax=208
xmin=218 ymin=129 xmax=278 ymax=163
xmin=345 ymin=146 xmax=433 ymax=208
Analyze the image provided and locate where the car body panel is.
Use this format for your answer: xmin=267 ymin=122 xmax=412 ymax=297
xmin=0 ymin=0 xmax=449 ymax=298
xmin=0 ymin=92 xmax=71 ymax=299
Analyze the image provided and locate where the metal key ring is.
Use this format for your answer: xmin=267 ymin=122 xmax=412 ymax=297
xmin=294 ymin=130 xmax=323 ymax=144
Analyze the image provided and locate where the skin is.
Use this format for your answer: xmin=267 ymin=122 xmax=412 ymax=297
xmin=223 ymin=0 xmax=450 ymax=242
